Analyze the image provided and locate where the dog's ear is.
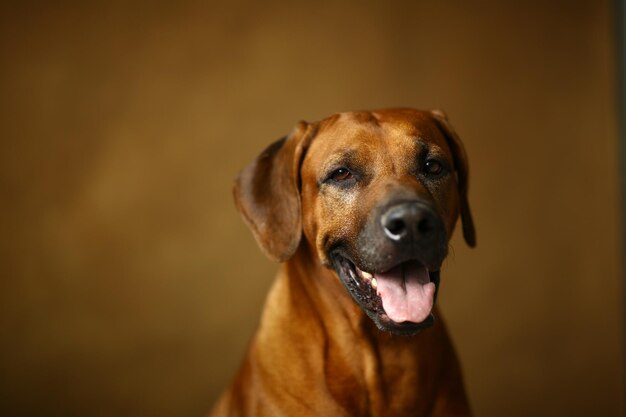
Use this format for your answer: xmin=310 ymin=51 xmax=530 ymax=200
xmin=430 ymin=109 xmax=476 ymax=247
xmin=233 ymin=121 xmax=315 ymax=262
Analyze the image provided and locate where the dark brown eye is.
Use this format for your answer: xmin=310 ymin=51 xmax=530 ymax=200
xmin=424 ymin=160 xmax=443 ymax=176
xmin=330 ymin=168 xmax=353 ymax=181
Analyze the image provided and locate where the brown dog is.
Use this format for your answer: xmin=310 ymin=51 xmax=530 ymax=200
xmin=211 ymin=108 xmax=476 ymax=417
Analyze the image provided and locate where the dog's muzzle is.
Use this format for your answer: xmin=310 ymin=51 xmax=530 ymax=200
xmin=330 ymin=200 xmax=448 ymax=335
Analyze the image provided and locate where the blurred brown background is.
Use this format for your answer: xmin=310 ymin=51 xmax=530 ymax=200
xmin=0 ymin=1 xmax=623 ymax=416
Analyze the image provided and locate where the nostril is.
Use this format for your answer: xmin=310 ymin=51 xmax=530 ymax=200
xmin=417 ymin=218 xmax=433 ymax=234
xmin=386 ymin=218 xmax=406 ymax=236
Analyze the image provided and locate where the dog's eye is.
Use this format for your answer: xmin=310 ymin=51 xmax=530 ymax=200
xmin=424 ymin=159 xmax=444 ymax=176
xmin=330 ymin=168 xmax=353 ymax=182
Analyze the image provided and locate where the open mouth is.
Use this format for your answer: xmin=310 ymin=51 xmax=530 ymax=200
xmin=332 ymin=253 xmax=440 ymax=335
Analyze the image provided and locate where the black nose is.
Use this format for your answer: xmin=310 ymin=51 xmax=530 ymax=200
xmin=381 ymin=202 xmax=440 ymax=243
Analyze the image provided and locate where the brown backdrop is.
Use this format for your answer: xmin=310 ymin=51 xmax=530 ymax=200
xmin=0 ymin=1 xmax=622 ymax=416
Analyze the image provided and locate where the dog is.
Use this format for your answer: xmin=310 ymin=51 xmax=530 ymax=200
xmin=210 ymin=108 xmax=476 ymax=417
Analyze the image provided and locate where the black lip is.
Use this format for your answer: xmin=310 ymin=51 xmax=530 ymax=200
xmin=330 ymin=251 xmax=440 ymax=336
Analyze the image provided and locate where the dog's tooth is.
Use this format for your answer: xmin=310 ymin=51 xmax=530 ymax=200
xmin=361 ymin=271 xmax=373 ymax=280
xmin=371 ymin=278 xmax=377 ymax=289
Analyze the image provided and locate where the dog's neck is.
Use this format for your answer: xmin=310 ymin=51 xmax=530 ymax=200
xmin=252 ymin=244 xmax=437 ymax=415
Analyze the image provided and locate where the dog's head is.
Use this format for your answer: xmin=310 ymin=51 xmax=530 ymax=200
xmin=234 ymin=108 xmax=475 ymax=335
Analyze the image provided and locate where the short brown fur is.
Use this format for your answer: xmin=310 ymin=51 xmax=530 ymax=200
xmin=212 ymin=108 xmax=475 ymax=417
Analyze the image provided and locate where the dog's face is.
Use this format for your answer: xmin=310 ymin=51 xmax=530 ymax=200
xmin=234 ymin=108 xmax=475 ymax=335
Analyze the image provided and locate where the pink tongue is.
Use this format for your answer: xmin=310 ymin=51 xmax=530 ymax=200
xmin=375 ymin=261 xmax=435 ymax=323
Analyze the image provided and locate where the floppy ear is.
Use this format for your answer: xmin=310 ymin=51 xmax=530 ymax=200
xmin=430 ymin=109 xmax=476 ymax=247
xmin=233 ymin=121 xmax=315 ymax=262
